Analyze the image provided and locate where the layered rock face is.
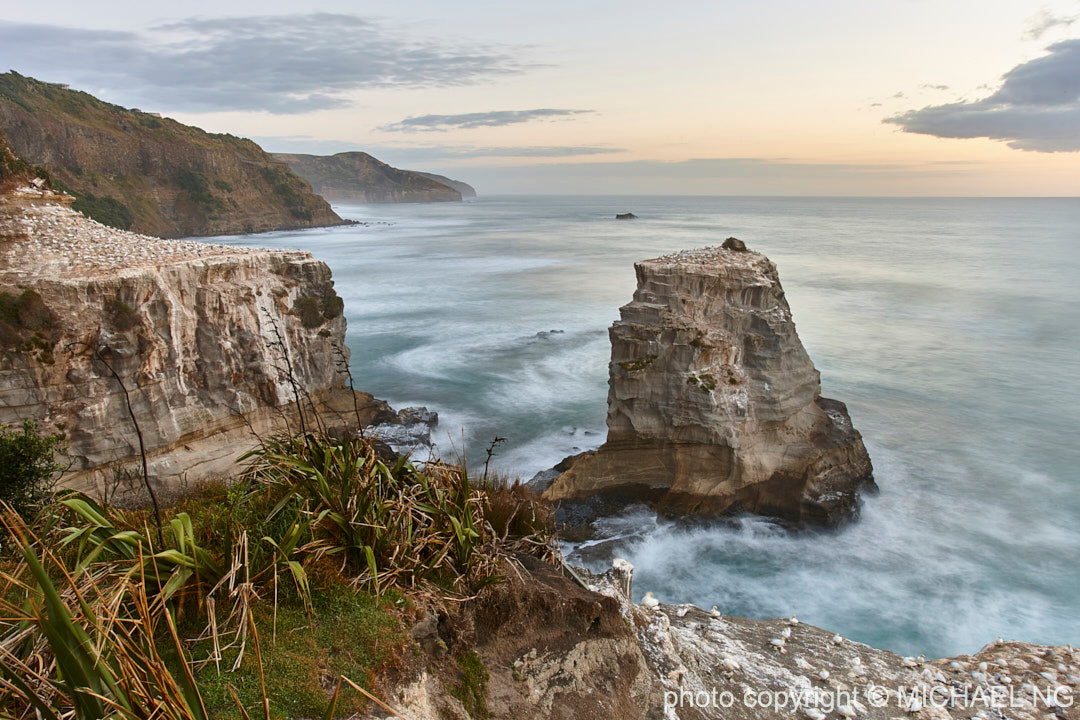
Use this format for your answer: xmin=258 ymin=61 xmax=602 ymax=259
xmin=0 ymin=72 xmax=343 ymax=238
xmin=545 ymin=243 xmax=874 ymax=525
xmin=0 ymin=191 xmax=391 ymax=494
xmin=275 ymin=152 xmax=463 ymax=203
xmin=390 ymin=559 xmax=1080 ymax=719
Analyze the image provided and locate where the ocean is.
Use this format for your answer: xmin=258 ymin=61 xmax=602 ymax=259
xmin=212 ymin=195 xmax=1080 ymax=658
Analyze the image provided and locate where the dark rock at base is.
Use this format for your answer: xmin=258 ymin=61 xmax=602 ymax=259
xmin=615 ymin=212 xmax=637 ymax=220
xmin=722 ymin=236 xmax=747 ymax=251
xmin=369 ymin=405 xmax=439 ymax=455
xmin=544 ymin=245 xmax=874 ymax=527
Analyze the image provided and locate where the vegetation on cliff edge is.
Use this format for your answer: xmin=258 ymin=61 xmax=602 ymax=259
xmin=0 ymin=429 xmax=557 ymax=719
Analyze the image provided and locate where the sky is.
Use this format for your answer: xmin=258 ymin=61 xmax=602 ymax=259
xmin=2 ymin=1 xmax=1079 ymax=195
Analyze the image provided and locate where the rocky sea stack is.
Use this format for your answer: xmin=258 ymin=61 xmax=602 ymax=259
xmin=544 ymin=241 xmax=875 ymax=525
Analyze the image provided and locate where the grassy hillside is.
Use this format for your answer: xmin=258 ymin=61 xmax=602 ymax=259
xmin=0 ymin=72 xmax=342 ymax=237
xmin=275 ymin=151 xmax=463 ymax=204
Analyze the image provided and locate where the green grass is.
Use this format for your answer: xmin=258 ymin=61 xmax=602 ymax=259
xmin=449 ymin=650 xmax=490 ymax=718
xmin=172 ymin=584 xmax=402 ymax=720
xmin=0 ymin=431 xmax=556 ymax=719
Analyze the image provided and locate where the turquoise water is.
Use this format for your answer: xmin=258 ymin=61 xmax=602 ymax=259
xmin=213 ymin=195 xmax=1080 ymax=658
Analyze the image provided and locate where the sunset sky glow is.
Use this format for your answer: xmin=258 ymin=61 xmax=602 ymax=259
xmin=3 ymin=0 xmax=1078 ymax=195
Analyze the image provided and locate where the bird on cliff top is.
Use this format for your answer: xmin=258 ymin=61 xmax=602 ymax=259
xmin=641 ymin=592 xmax=659 ymax=609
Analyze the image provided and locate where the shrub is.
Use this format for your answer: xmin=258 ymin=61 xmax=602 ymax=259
xmin=320 ymin=293 xmax=344 ymax=320
xmin=72 ymin=193 xmax=135 ymax=229
xmin=291 ymin=296 xmax=324 ymax=328
xmin=0 ymin=420 xmax=66 ymax=517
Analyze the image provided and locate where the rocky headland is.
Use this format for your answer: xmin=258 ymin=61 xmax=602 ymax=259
xmin=0 ymin=72 xmax=343 ymax=238
xmin=412 ymin=171 xmax=478 ymax=199
xmin=543 ymin=240 xmax=875 ymax=526
xmin=275 ymin=151 xmax=466 ymax=204
xmin=0 ymin=182 xmax=400 ymax=496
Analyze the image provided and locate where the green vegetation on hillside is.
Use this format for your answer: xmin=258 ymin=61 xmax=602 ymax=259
xmin=0 ymin=428 xmax=557 ymax=719
xmin=0 ymin=71 xmax=340 ymax=237
xmin=275 ymin=151 xmax=463 ymax=204
xmin=71 ymin=192 xmax=136 ymax=229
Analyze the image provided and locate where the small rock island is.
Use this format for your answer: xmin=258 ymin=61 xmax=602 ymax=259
xmin=544 ymin=240 xmax=875 ymax=525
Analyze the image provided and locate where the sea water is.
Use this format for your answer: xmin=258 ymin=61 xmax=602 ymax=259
xmin=212 ymin=195 xmax=1080 ymax=658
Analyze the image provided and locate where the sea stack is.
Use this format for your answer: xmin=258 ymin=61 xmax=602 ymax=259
xmin=544 ymin=241 xmax=875 ymax=525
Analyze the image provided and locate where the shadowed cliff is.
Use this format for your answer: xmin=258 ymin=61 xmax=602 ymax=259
xmin=275 ymin=151 xmax=464 ymax=203
xmin=0 ymin=72 xmax=343 ymax=238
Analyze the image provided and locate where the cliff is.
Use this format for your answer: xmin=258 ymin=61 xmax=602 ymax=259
xmin=274 ymin=151 xmax=463 ymax=203
xmin=411 ymin=171 xmax=478 ymax=198
xmin=389 ymin=558 xmax=1080 ymax=719
xmin=0 ymin=187 xmax=392 ymax=495
xmin=544 ymin=242 xmax=875 ymax=525
xmin=0 ymin=72 xmax=343 ymax=238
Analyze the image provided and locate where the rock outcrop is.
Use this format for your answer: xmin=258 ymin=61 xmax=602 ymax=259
xmin=0 ymin=188 xmax=391 ymax=495
xmin=274 ymin=152 xmax=463 ymax=204
xmin=0 ymin=72 xmax=343 ymax=238
xmin=387 ymin=559 xmax=1080 ymax=719
xmin=544 ymin=243 xmax=874 ymax=525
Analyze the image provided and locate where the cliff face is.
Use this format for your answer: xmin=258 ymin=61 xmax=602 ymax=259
xmin=0 ymin=191 xmax=390 ymax=494
xmin=0 ymin=72 xmax=343 ymax=238
xmin=544 ymin=243 xmax=874 ymax=525
xmin=274 ymin=152 xmax=463 ymax=203
xmin=411 ymin=171 xmax=477 ymax=198
xmin=390 ymin=559 xmax=1080 ymax=719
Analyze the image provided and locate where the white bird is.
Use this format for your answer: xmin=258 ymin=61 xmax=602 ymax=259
xmin=710 ymin=606 xmax=721 ymax=618
xmin=832 ymin=634 xmax=844 ymax=645
xmin=837 ymin=703 xmax=857 ymax=718
xmin=676 ymin=606 xmax=689 ymax=618
xmin=804 ymin=709 xmax=826 ymax=720
xmin=818 ymin=669 xmax=830 ymax=680
xmin=788 ymin=615 xmax=799 ymax=625
xmin=906 ymin=696 xmax=922 ymax=713
xmin=721 ymin=654 xmax=741 ymax=672
xmin=781 ymin=627 xmax=792 ymax=638
xmin=769 ymin=637 xmax=786 ymax=649
xmin=902 ymin=657 xmax=918 ymax=667
xmin=948 ymin=661 xmax=964 ymax=672
xmin=641 ymin=592 xmax=659 ymax=609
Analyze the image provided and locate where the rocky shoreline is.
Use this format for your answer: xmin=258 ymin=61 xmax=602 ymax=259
xmin=387 ymin=557 xmax=1079 ymax=719
xmin=2 ymin=184 xmax=1075 ymax=719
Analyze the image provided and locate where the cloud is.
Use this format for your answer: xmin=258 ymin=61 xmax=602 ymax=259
xmin=0 ymin=15 xmax=530 ymax=113
xmin=1024 ymin=9 xmax=1077 ymax=40
xmin=884 ymin=39 xmax=1080 ymax=152
xmin=378 ymin=109 xmax=594 ymax=133
xmin=920 ymin=84 xmax=950 ymax=91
